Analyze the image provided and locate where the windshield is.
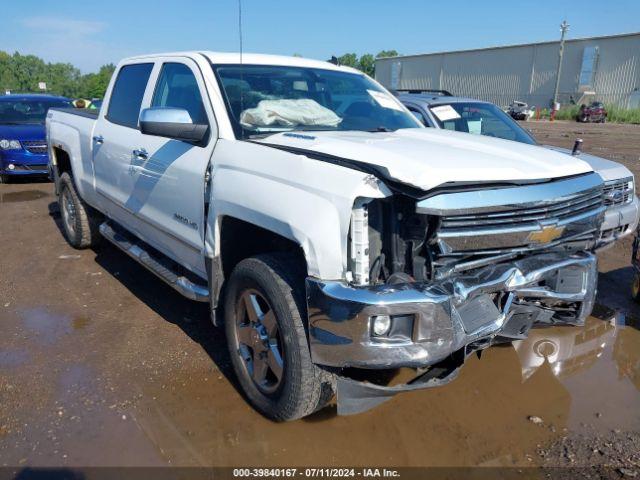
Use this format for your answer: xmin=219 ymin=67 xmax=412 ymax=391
xmin=0 ymin=98 xmax=71 ymax=125
xmin=212 ymin=64 xmax=421 ymax=138
xmin=429 ymin=102 xmax=537 ymax=145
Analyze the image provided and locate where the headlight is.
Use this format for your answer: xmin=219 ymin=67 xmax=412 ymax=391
xmin=0 ymin=139 xmax=22 ymax=150
xmin=604 ymin=176 xmax=634 ymax=206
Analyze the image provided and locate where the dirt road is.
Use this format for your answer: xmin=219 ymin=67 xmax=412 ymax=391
xmin=1 ymin=122 xmax=639 ymax=471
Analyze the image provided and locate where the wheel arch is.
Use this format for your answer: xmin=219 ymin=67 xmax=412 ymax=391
xmin=207 ymin=216 xmax=309 ymax=311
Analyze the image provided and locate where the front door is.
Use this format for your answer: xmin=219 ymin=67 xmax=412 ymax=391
xmin=117 ymin=58 xmax=218 ymax=278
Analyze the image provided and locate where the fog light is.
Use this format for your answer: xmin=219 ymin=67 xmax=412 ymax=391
xmin=371 ymin=315 xmax=391 ymax=336
xmin=7 ymin=163 xmax=15 ymax=170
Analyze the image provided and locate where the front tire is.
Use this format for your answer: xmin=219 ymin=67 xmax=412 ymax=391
xmin=0 ymin=174 xmax=8 ymax=184
xmin=58 ymin=172 xmax=101 ymax=249
xmin=224 ymin=254 xmax=333 ymax=421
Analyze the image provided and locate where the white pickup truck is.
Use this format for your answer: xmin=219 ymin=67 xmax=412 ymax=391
xmin=46 ymin=52 xmax=619 ymax=420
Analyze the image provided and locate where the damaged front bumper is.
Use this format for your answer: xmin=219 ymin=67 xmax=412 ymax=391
xmin=597 ymin=195 xmax=640 ymax=249
xmin=306 ymin=252 xmax=598 ymax=414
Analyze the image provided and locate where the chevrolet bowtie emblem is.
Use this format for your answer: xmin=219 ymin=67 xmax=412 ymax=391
xmin=528 ymin=224 xmax=565 ymax=244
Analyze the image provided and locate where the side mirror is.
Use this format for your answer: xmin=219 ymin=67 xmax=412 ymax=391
xmin=139 ymin=107 xmax=208 ymax=143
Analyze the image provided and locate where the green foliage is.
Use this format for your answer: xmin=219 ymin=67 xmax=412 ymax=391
xmin=553 ymin=105 xmax=579 ymax=121
xmin=337 ymin=53 xmax=359 ymax=68
xmin=335 ymin=50 xmax=401 ymax=77
xmin=605 ymin=105 xmax=640 ymax=124
xmin=0 ymin=50 xmax=114 ymax=99
xmin=375 ymin=50 xmax=399 ymax=59
xmin=76 ymin=64 xmax=116 ymax=99
xmin=357 ymin=54 xmax=375 ymax=77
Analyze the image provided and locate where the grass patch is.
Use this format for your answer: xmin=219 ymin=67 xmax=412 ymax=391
xmin=551 ymin=105 xmax=640 ymax=124
xmin=606 ymin=105 xmax=640 ymax=124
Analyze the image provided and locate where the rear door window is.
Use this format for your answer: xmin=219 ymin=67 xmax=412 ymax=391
xmin=106 ymin=63 xmax=153 ymax=128
xmin=151 ymin=63 xmax=208 ymax=125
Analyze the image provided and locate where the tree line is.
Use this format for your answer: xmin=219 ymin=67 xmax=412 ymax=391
xmin=334 ymin=50 xmax=399 ymax=77
xmin=0 ymin=49 xmax=399 ymax=99
xmin=0 ymin=51 xmax=115 ymax=99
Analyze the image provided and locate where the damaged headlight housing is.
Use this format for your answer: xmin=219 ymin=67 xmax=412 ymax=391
xmin=604 ymin=176 xmax=634 ymax=206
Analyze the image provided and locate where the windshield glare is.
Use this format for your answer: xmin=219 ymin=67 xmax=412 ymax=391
xmin=430 ymin=102 xmax=537 ymax=145
xmin=212 ymin=64 xmax=421 ymax=138
xmin=0 ymin=99 xmax=71 ymax=125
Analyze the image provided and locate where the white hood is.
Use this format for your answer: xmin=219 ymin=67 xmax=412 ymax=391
xmin=258 ymin=128 xmax=594 ymax=191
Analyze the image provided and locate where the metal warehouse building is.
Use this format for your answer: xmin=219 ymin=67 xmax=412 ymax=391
xmin=375 ymin=32 xmax=640 ymax=109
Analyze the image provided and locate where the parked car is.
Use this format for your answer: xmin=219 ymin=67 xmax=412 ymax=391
xmin=48 ymin=52 xmax=620 ymax=420
xmin=507 ymin=100 xmax=535 ymax=120
xmin=577 ymin=102 xmax=607 ymax=123
xmin=0 ymin=94 xmax=72 ymax=183
xmin=398 ymin=93 xmax=639 ymax=247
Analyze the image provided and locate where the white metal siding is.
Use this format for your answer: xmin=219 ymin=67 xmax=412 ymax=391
xmin=376 ymin=33 xmax=640 ymax=108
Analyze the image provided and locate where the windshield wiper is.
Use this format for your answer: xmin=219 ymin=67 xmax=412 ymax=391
xmin=367 ymin=126 xmax=394 ymax=132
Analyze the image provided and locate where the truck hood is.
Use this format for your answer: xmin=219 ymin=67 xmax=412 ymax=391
xmin=544 ymin=145 xmax=633 ymax=182
xmin=0 ymin=123 xmax=46 ymax=141
xmin=257 ymin=128 xmax=594 ymax=191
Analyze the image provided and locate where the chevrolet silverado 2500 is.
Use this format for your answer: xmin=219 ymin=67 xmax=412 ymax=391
xmin=46 ymin=52 xmax=618 ymax=420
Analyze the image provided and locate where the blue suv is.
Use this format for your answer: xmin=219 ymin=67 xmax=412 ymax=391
xmin=0 ymin=94 xmax=72 ymax=183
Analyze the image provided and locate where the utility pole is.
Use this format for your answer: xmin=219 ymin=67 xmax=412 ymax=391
xmin=552 ymin=20 xmax=570 ymax=107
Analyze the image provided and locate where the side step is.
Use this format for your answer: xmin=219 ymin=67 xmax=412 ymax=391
xmin=99 ymin=221 xmax=209 ymax=302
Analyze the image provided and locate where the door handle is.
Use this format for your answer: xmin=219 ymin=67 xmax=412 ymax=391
xmin=133 ymin=148 xmax=148 ymax=160
xmin=92 ymin=135 xmax=104 ymax=144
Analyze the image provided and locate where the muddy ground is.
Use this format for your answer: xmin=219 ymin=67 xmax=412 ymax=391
xmin=0 ymin=121 xmax=639 ymax=474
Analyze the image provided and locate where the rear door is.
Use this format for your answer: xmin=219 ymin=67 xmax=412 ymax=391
xmin=115 ymin=57 xmax=218 ymax=278
xmin=93 ymin=61 xmax=155 ymax=222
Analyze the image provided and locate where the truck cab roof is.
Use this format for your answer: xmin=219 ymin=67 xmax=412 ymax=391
xmin=122 ymin=51 xmax=361 ymax=74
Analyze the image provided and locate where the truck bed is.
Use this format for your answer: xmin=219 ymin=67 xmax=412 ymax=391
xmin=49 ymin=107 xmax=99 ymax=119
xmin=47 ymin=107 xmax=99 ymax=204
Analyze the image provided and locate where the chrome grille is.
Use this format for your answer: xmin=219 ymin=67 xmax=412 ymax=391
xmin=441 ymin=187 xmax=604 ymax=231
xmin=12 ymin=164 xmax=48 ymax=171
xmin=21 ymin=140 xmax=48 ymax=154
xmin=603 ymin=177 xmax=633 ymax=206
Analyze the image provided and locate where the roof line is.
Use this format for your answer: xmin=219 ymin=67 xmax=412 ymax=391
xmin=375 ymin=31 xmax=640 ymax=62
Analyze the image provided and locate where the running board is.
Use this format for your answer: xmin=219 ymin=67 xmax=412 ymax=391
xmin=99 ymin=222 xmax=209 ymax=302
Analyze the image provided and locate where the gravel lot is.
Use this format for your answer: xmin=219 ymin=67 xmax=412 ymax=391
xmin=0 ymin=121 xmax=639 ymax=474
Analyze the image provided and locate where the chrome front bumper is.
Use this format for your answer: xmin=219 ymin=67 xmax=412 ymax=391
xmin=306 ymin=252 xmax=598 ymax=370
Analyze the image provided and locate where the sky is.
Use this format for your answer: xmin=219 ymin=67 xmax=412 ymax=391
xmin=1 ymin=0 xmax=639 ymax=73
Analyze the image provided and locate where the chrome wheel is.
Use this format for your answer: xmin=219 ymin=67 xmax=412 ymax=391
xmin=61 ymin=188 xmax=77 ymax=237
xmin=233 ymin=289 xmax=284 ymax=394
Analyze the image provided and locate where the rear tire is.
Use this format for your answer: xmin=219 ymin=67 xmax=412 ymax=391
xmin=224 ymin=253 xmax=333 ymax=421
xmin=0 ymin=174 xmax=8 ymax=184
xmin=58 ymin=172 xmax=101 ymax=249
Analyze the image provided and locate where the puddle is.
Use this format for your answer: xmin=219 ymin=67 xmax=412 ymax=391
xmin=0 ymin=190 xmax=50 ymax=204
xmin=0 ymin=349 xmax=29 ymax=368
xmin=121 ymin=316 xmax=640 ymax=467
xmin=2 ymin=311 xmax=638 ymax=467
xmin=17 ymin=307 xmax=92 ymax=344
